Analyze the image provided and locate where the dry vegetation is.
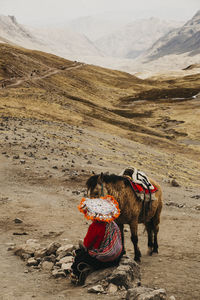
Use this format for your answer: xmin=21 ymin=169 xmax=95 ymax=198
xmin=1 ymin=44 xmax=200 ymax=158
xmin=1 ymin=43 xmax=200 ymax=189
xmin=0 ymin=43 xmax=200 ymax=300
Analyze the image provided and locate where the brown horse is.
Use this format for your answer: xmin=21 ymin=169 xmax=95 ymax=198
xmin=86 ymin=172 xmax=163 ymax=262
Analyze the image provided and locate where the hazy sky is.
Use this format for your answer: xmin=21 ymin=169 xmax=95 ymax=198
xmin=1 ymin=0 xmax=199 ymax=25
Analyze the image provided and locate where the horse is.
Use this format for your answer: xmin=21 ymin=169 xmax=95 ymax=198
xmin=86 ymin=172 xmax=163 ymax=262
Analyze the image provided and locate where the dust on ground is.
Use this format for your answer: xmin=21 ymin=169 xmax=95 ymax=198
xmin=0 ymin=115 xmax=200 ymax=300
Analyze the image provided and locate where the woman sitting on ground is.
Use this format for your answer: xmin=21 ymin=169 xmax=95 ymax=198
xmin=70 ymin=196 xmax=123 ymax=285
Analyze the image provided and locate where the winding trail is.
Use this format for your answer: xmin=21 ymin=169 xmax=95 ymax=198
xmin=0 ymin=63 xmax=84 ymax=89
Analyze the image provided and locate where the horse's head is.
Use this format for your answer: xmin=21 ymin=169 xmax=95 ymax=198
xmin=86 ymin=173 xmax=109 ymax=198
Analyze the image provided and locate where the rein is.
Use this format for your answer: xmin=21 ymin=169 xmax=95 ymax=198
xmin=100 ymin=183 xmax=104 ymax=197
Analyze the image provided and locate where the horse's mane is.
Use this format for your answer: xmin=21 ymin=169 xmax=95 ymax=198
xmin=86 ymin=174 xmax=99 ymax=191
xmin=86 ymin=173 xmax=130 ymax=190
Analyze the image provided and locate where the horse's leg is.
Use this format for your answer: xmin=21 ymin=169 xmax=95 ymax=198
xmin=145 ymin=220 xmax=154 ymax=255
xmin=151 ymin=205 xmax=162 ymax=254
xmin=152 ymin=223 xmax=159 ymax=254
xmin=118 ymin=223 xmax=126 ymax=255
xmin=130 ymin=220 xmax=141 ymax=262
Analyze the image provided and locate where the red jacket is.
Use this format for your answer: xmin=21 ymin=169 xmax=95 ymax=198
xmin=83 ymin=221 xmax=106 ymax=250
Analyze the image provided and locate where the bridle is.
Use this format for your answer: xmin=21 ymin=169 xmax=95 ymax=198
xmin=100 ymin=183 xmax=104 ymax=197
xmin=86 ymin=182 xmax=105 ymax=197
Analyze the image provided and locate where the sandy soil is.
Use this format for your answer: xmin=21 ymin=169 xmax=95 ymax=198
xmin=0 ymin=115 xmax=200 ymax=300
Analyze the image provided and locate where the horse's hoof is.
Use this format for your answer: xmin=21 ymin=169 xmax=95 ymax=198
xmin=153 ymin=249 xmax=158 ymax=254
xmin=147 ymin=248 xmax=153 ymax=256
xmin=134 ymin=257 xmax=141 ymax=263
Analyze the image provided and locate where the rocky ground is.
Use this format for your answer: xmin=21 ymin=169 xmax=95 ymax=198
xmin=0 ymin=114 xmax=200 ymax=300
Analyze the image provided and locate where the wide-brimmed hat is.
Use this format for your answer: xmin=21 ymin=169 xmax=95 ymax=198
xmin=78 ymin=195 xmax=120 ymax=223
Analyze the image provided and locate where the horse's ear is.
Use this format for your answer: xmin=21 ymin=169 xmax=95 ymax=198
xmin=97 ymin=172 xmax=104 ymax=184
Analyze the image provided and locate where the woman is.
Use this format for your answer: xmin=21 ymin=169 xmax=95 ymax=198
xmin=70 ymin=195 xmax=123 ymax=285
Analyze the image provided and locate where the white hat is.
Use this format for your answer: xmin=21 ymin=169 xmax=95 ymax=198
xmin=78 ymin=195 xmax=120 ymax=223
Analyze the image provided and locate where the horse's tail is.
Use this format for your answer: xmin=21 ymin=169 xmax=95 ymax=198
xmin=149 ymin=178 xmax=163 ymax=203
xmin=140 ymin=178 xmax=163 ymax=224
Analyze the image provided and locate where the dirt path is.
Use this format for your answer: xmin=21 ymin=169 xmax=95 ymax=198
xmin=0 ymin=63 xmax=84 ymax=89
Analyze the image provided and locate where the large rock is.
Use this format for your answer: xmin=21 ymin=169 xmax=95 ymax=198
xmin=56 ymin=255 xmax=74 ymax=266
xmin=85 ymin=256 xmax=140 ymax=290
xmin=46 ymin=242 xmax=61 ymax=255
xmin=88 ymin=285 xmax=105 ymax=294
xmin=107 ymin=257 xmax=141 ymax=289
xmin=108 ymin=264 xmax=134 ymax=289
xmin=171 ymin=179 xmax=180 ymax=187
xmin=56 ymin=244 xmax=75 ymax=258
xmin=34 ymin=248 xmax=47 ymax=259
xmin=126 ymin=287 xmax=166 ymax=300
xmin=107 ymin=257 xmax=140 ymax=289
xmin=43 ymin=254 xmax=56 ymax=263
xmin=27 ymin=257 xmax=38 ymax=267
xmin=52 ymin=268 xmax=66 ymax=278
xmin=107 ymin=283 xmax=118 ymax=293
xmin=85 ymin=267 xmax=116 ymax=286
xmin=14 ymin=241 xmax=41 ymax=257
xmin=61 ymin=263 xmax=72 ymax=273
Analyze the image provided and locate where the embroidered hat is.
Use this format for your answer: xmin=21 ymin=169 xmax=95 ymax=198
xmin=78 ymin=195 xmax=120 ymax=223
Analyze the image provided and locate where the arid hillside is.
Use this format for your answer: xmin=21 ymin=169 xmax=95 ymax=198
xmin=0 ymin=43 xmax=200 ymax=300
xmin=1 ymin=43 xmax=200 ymax=161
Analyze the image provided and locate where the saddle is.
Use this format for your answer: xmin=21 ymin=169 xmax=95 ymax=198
xmin=121 ymin=167 xmax=158 ymax=202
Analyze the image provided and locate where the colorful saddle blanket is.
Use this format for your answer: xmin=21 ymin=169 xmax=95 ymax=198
xmin=129 ymin=179 xmax=158 ymax=196
xmin=120 ymin=167 xmax=158 ymax=201
xmin=128 ymin=178 xmax=158 ymax=194
xmin=128 ymin=178 xmax=158 ymax=202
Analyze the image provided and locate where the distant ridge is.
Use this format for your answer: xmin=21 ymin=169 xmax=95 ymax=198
xmin=0 ymin=15 xmax=44 ymax=47
xmin=94 ymin=18 xmax=182 ymax=59
xmin=1 ymin=12 xmax=200 ymax=74
xmin=145 ymin=10 xmax=200 ymax=61
xmin=0 ymin=15 xmax=103 ymax=59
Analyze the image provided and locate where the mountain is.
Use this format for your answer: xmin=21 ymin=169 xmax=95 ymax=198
xmin=67 ymin=12 xmax=137 ymax=40
xmin=0 ymin=15 xmax=103 ymax=60
xmin=145 ymin=10 xmax=200 ymax=61
xmin=0 ymin=15 xmax=46 ymax=49
xmin=0 ymin=35 xmax=10 ymax=44
xmin=30 ymin=26 xmax=103 ymax=58
xmin=94 ymin=18 xmax=182 ymax=59
xmin=1 ymin=13 xmax=200 ymax=75
xmin=114 ymin=10 xmax=200 ymax=75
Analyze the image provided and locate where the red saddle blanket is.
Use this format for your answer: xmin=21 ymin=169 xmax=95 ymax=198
xmin=128 ymin=178 xmax=158 ymax=194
